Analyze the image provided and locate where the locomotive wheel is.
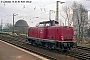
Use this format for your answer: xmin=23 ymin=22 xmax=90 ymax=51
xmin=44 ymin=43 xmax=56 ymax=50
xmin=45 ymin=43 xmax=49 ymax=48
xmin=48 ymin=43 xmax=53 ymax=49
xmin=49 ymin=43 xmax=56 ymax=49
xmin=52 ymin=44 xmax=56 ymax=49
xmin=31 ymin=40 xmax=35 ymax=45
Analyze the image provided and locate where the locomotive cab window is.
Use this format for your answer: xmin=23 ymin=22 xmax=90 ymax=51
xmin=39 ymin=23 xmax=51 ymax=27
xmin=39 ymin=24 xmax=44 ymax=27
xmin=46 ymin=23 xmax=51 ymax=26
xmin=39 ymin=20 xmax=59 ymax=27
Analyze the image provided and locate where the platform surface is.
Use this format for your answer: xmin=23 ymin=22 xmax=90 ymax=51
xmin=0 ymin=40 xmax=48 ymax=60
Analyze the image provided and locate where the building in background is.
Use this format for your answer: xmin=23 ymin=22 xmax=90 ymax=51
xmin=15 ymin=20 xmax=29 ymax=34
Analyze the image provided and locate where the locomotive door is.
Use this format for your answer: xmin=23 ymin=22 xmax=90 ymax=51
xmin=38 ymin=27 xmax=45 ymax=39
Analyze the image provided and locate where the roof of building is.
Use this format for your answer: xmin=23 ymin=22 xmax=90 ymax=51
xmin=15 ymin=20 xmax=28 ymax=27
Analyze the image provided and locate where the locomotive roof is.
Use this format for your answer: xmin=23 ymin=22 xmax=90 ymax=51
xmin=39 ymin=20 xmax=59 ymax=24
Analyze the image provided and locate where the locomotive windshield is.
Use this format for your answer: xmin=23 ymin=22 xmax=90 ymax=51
xmin=38 ymin=20 xmax=59 ymax=27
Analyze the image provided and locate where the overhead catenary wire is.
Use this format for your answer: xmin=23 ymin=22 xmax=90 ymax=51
xmin=2 ymin=0 xmax=56 ymax=17
xmin=1 ymin=1 xmax=58 ymax=24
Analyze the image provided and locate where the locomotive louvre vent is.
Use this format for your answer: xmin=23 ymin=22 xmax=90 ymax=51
xmin=64 ymin=35 xmax=67 ymax=39
xmin=69 ymin=35 xmax=72 ymax=39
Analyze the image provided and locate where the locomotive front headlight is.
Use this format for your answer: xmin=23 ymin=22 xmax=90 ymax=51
xmin=61 ymin=36 xmax=64 ymax=40
xmin=62 ymin=38 xmax=64 ymax=40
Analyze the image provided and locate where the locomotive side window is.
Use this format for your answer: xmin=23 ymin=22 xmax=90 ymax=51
xmin=39 ymin=24 xmax=44 ymax=27
xmin=46 ymin=23 xmax=50 ymax=26
xmin=39 ymin=23 xmax=51 ymax=27
xmin=39 ymin=20 xmax=59 ymax=27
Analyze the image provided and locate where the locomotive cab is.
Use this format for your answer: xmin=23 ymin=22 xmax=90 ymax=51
xmin=36 ymin=20 xmax=59 ymax=27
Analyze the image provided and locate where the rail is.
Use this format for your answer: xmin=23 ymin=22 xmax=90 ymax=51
xmin=0 ymin=33 xmax=87 ymax=60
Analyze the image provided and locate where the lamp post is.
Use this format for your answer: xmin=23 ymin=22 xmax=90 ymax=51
xmin=56 ymin=1 xmax=65 ymax=22
xmin=49 ymin=10 xmax=55 ymax=20
xmin=1 ymin=19 xmax=2 ymax=32
xmin=13 ymin=13 xmax=18 ymax=33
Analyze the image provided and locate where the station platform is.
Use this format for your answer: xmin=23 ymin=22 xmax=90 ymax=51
xmin=0 ymin=40 xmax=48 ymax=60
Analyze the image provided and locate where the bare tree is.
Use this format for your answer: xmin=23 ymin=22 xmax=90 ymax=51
xmin=4 ymin=23 xmax=13 ymax=32
xmin=72 ymin=1 xmax=88 ymax=44
xmin=5 ymin=23 xmax=13 ymax=28
xmin=61 ymin=6 xmax=73 ymax=26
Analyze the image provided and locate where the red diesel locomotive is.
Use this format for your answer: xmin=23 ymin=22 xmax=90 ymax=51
xmin=27 ymin=20 xmax=74 ymax=50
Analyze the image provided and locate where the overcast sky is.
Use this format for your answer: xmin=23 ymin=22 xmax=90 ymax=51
xmin=0 ymin=0 xmax=90 ymax=27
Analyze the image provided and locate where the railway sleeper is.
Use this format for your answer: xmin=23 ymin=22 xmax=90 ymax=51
xmin=74 ymin=53 xmax=90 ymax=59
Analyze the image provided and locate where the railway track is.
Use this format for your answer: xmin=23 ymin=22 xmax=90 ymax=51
xmin=77 ymin=45 xmax=90 ymax=51
xmin=69 ymin=49 xmax=90 ymax=60
xmin=67 ymin=43 xmax=90 ymax=60
xmin=0 ymin=33 xmax=87 ymax=60
xmin=0 ymin=33 xmax=57 ymax=60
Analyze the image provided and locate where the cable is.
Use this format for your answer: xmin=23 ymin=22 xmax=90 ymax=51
xmin=1 ymin=1 xmax=57 ymax=21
